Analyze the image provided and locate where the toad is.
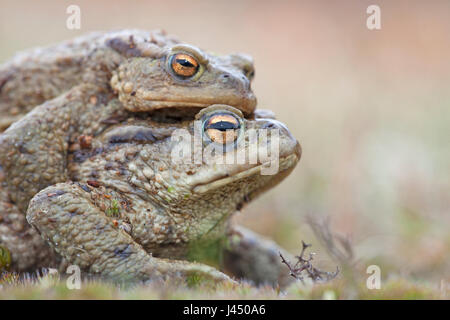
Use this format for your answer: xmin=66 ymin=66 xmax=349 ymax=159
xmin=0 ymin=29 xmax=256 ymax=131
xmin=1 ymin=104 xmax=301 ymax=286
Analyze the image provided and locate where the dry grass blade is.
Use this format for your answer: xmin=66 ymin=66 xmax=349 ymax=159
xmin=305 ymin=214 xmax=354 ymax=265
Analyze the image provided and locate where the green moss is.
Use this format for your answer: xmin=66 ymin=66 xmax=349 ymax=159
xmin=186 ymin=272 xmax=203 ymax=288
xmin=105 ymin=199 xmax=120 ymax=217
xmin=0 ymin=246 xmax=11 ymax=271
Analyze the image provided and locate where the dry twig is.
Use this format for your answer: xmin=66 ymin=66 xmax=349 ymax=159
xmin=279 ymin=241 xmax=339 ymax=283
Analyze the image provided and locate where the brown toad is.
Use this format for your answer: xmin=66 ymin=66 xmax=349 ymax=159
xmin=1 ymin=104 xmax=300 ymax=286
xmin=0 ymin=29 xmax=256 ymax=131
xmin=0 ymin=30 xmax=257 ymax=276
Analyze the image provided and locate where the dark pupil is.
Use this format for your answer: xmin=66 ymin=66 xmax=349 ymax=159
xmin=176 ymin=58 xmax=195 ymax=68
xmin=207 ymin=121 xmax=239 ymax=131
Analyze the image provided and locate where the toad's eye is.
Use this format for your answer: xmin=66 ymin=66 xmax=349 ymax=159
xmin=170 ymin=53 xmax=199 ymax=78
xmin=204 ymin=114 xmax=241 ymax=145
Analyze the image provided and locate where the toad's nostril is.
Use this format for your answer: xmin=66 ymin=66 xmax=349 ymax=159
xmin=260 ymin=119 xmax=295 ymax=138
xmin=220 ymin=73 xmax=231 ymax=83
xmin=262 ymin=121 xmax=279 ymax=129
xmin=263 ymin=123 xmax=276 ymax=129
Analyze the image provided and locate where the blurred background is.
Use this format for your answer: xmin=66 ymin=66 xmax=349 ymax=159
xmin=1 ymin=0 xmax=449 ymax=294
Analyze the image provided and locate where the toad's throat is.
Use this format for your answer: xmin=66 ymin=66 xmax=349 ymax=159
xmin=192 ymin=153 xmax=299 ymax=194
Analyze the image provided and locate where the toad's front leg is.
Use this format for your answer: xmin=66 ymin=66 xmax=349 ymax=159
xmin=26 ymin=182 xmax=234 ymax=285
xmin=0 ymin=83 xmax=124 ymax=213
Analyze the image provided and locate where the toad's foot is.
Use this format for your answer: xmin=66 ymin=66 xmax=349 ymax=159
xmin=26 ymin=182 xmax=234 ymax=285
xmin=223 ymin=226 xmax=295 ymax=288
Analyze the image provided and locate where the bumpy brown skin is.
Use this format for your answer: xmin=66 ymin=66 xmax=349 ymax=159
xmin=0 ymin=29 xmax=257 ymax=131
xmin=0 ymin=30 xmax=296 ymax=286
xmin=4 ymin=103 xmax=300 ymax=286
xmin=0 ymin=84 xmax=126 ymax=271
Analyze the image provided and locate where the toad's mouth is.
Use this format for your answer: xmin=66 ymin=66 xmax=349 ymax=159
xmin=143 ymin=101 xmax=210 ymax=108
xmin=128 ymin=99 xmax=255 ymax=117
xmin=133 ymin=104 xmax=255 ymax=123
xmin=192 ymin=153 xmax=300 ymax=194
xmin=132 ymin=105 xmax=206 ymax=122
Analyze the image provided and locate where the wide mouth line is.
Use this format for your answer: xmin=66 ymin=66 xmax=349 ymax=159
xmin=130 ymin=103 xmax=254 ymax=122
xmin=139 ymin=101 xmax=210 ymax=107
xmin=192 ymin=153 xmax=299 ymax=194
xmin=131 ymin=100 xmax=253 ymax=115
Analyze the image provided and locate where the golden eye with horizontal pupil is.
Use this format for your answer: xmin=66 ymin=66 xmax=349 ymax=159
xmin=204 ymin=114 xmax=241 ymax=145
xmin=170 ymin=53 xmax=199 ymax=78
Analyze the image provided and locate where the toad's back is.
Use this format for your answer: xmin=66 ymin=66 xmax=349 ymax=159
xmin=0 ymin=30 xmax=179 ymax=130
